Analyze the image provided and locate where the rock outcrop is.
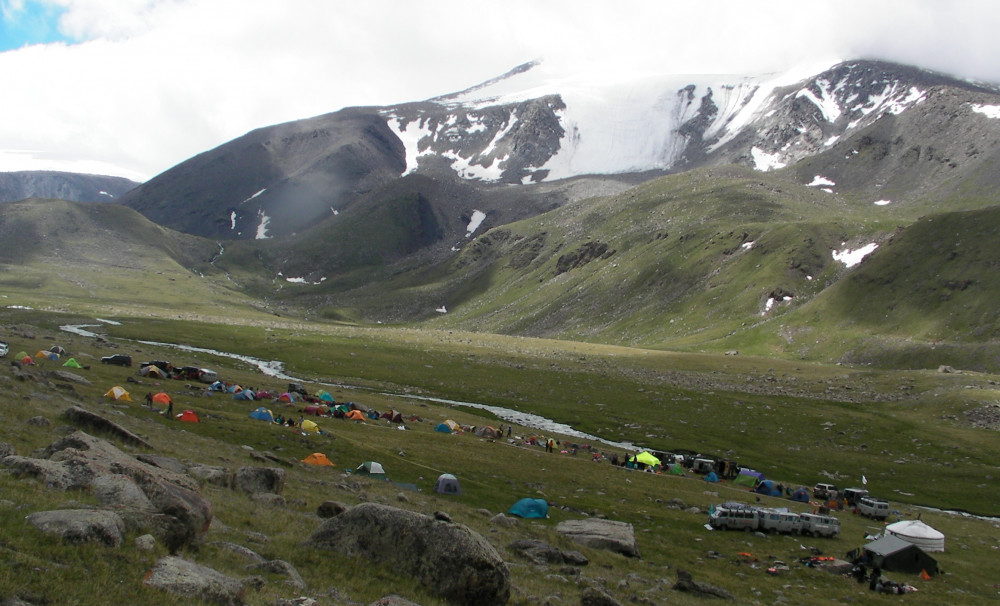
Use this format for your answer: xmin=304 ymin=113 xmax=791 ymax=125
xmin=555 ymin=519 xmax=639 ymax=558
xmin=305 ymin=503 xmax=509 ymax=606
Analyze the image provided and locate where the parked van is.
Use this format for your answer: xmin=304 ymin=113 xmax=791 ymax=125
xmin=709 ymin=503 xmax=759 ymax=531
xmin=692 ymin=458 xmax=715 ymax=474
xmin=812 ymin=483 xmax=837 ymax=499
xmin=799 ymin=513 xmax=841 ymax=537
xmin=857 ymin=496 xmax=890 ymax=520
xmin=757 ymin=509 xmax=803 ymax=534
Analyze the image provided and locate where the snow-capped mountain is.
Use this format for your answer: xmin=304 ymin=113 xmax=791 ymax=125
xmin=382 ymin=59 xmax=995 ymax=183
xmin=120 ymin=59 xmax=1000 ymax=240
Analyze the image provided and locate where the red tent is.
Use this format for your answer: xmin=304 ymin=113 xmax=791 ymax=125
xmin=152 ymin=392 xmax=173 ymax=405
xmin=176 ymin=410 xmax=199 ymax=423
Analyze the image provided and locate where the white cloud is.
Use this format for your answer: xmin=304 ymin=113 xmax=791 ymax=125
xmin=0 ymin=0 xmax=998 ymax=181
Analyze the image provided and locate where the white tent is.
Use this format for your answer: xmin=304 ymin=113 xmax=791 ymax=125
xmin=885 ymin=519 xmax=945 ymax=552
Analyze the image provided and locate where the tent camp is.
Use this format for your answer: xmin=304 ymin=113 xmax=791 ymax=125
xmin=509 ymin=498 xmax=549 ymax=519
xmin=104 ymin=386 xmax=131 ymax=401
xmin=886 ymin=520 xmax=945 ymax=552
xmin=302 ymin=452 xmax=334 ymax=466
xmin=355 ymin=461 xmax=386 ymax=478
xmin=62 ymin=358 xmax=83 ymax=368
xmin=177 ymin=410 xmax=199 ymax=422
xmin=434 ymin=473 xmax=462 ymax=495
xmin=863 ymin=535 xmax=938 ymax=576
xmin=300 ymin=419 xmax=320 ymax=434
xmin=250 ymin=407 xmax=275 ymax=422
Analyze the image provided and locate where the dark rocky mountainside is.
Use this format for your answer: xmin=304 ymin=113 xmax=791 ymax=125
xmin=0 ymin=171 xmax=138 ymax=203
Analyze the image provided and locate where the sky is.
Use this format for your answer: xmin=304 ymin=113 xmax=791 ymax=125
xmin=0 ymin=0 xmax=997 ymax=182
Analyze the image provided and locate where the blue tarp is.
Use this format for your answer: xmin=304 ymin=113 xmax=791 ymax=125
xmin=509 ymin=498 xmax=548 ymax=519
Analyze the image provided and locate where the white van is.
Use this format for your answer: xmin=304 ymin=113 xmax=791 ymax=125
xmin=0 ymin=341 xmax=8 ymax=358
xmin=709 ymin=503 xmax=759 ymax=531
xmin=757 ymin=509 xmax=803 ymax=534
xmin=857 ymin=496 xmax=890 ymax=520
xmin=798 ymin=513 xmax=841 ymax=537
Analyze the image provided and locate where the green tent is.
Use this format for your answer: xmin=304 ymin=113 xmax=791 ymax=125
xmin=355 ymin=461 xmax=386 ymax=479
xmin=667 ymin=463 xmax=685 ymax=475
xmin=733 ymin=473 xmax=759 ymax=487
xmin=62 ymin=358 xmax=83 ymax=368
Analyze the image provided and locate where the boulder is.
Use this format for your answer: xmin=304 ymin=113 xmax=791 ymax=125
xmin=189 ymin=465 xmax=230 ymax=487
xmin=50 ymin=370 xmax=91 ymax=385
xmin=508 ymin=539 xmax=588 ymax=566
xmin=230 ymin=466 xmax=285 ymax=495
xmin=143 ymin=556 xmax=246 ymax=605
xmin=306 ymin=503 xmax=509 ymax=606
xmin=555 ymin=519 xmax=639 ymax=558
xmin=62 ymin=406 xmax=152 ymax=449
xmin=317 ymin=500 xmax=348 ymax=518
xmin=580 ymin=586 xmax=623 ymax=606
xmin=672 ymin=569 xmax=733 ymax=600
xmin=2 ymin=430 xmax=212 ymax=551
xmin=370 ymin=596 xmax=423 ymax=606
xmin=490 ymin=513 xmax=518 ymax=528
xmin=248 ymin=559 xmax=306 ymax=589
xmin=26 ymin=509 xmax=125 ymax=547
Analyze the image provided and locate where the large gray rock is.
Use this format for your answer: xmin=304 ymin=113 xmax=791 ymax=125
xmin=2 ymin=430 xmax=211 ymax=551
xmin=555 ymin=519 xmax=639 ymax=558
xmin=306 ymin=503 xmax=509 ymax=606
xmin=580 ymin=586 xmax=623 ymax=606
xmin=26 ymin=509 xmax=125 ymax=547
xmin=143 ymin=556 xmax=246 ymax=605
xmin=230 ymin=466 xmax=285 ymax=495
xmin=62 ymin=406 xmax=152 ymax=448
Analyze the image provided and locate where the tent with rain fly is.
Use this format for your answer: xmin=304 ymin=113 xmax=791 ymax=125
xmin=302 ymin=452 xmax=334 ymax=466
xmin=62 ymin=358 xmax=83 ymax=368
xmin=151 ymin=392 xmax=173 ymax=406
xmin=300 ymin=419 xmax=320 ymax=434
xmin=434 ymin=473 xmax=462 ymax=495
xmin=753 ymin=480 xmax=783 ymax=496
xmin=20 ymin=355 xmax=34 ymax=366
xmin=316 ymin=390 xmax=335 ymax=403
xmin=303 ymin=404 xmax=328 ymax=416
xmin=509 ymin=498 xmax=548 ymax=519
xmin=435 ymin=422 xmax=455 ymax=433
xmin=667 ymin=463 xmax=685 ymax=475
xmin=177 ymin=410 xmax=199 ymax=422
xmin=233 ymin=390 xmax=255 ymax=401
xmin=381 ymin=410 xmax=403 ymax=423
xmin=355 ymin=461 xmax=386 ymax=478
xmin=635 ymin=451 xmax=661 ymax=468
xmin=49 ymin=345 xmax=67 ymax=356
xmin=228 ymin=384 xmax=243 ymax=394
xmin=250 ymin=407 xmax=275 ymax=422
xmin=277 ymin=392 xmax=295 ymax=403
xmin=886 ymin=520 xmax=945 ymax=552
xmin=790 ymin=487 xmax=811 ymax=503
xmin=345 ymin=409 xmax=365 ymax=421
xmin=140 ymin=365 xmax=166 ymax=379
xmin=35 ymin=350 xmax=59 ymax=361
xmin=734 ymin=469 xmax=764 ymax=487
xmin=864 ymin=535 xmax=938 ymax=575
xmin=475 ymin=426 xmax=500 ymax=439
xmin=209 ymin=381 xmax=227 ymax=392
xmin=104 ymin=386 xmax=131 ymax=401
xmin=704 ymin=471 xmax=719 ymax=482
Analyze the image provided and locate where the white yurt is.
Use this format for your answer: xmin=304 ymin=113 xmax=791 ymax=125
xmin=885 ymin=519 xmax=945 ymax=552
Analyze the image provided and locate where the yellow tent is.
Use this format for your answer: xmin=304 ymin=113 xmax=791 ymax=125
xmin=635 ymin=451 xmax=660 ymax=467
xmin=301 ymin=419 xmax=320 ymax=434
xmin=104 ymin=386 xmax=132 ymax=401
xmin=302 ymin=452 xmax=334 ymax=466
xmin=444 ymin=419 xmax=461 ymax=432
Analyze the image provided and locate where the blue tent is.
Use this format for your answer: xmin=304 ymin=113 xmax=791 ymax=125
xmin=209 ymin=381 xmax=227 ymax=392
xmin=704 ymin=471 xmax=719 ymax=483
xmin=249 ymin=407 xmax=274 ymax=422
xmin=754 ymin=479 xmax=783 ymax=497
xmin=434 ymin=422 xmax=453 ymax=433
xmin=233 ymin=390 xmax=255 ymax=401
xmin=790 ymin=487 xmax=811 ymax=503
xmin=508 ymin=498 xmax=548 ymax=519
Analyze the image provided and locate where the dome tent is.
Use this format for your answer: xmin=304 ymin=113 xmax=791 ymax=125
xmin=509 ymin=498 xmax=548 ymax=519
xmin=886 ymin=519 xmax=945 ymax=552
xmin=434 ymin=473 xmax=462 ymax=495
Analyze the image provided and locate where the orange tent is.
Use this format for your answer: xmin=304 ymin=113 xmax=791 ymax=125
xmin=176 ymin=410 xmax=199 ymax=422
xmin=345 ymin=409 xmax=365 ymax=421
xmin=152 ymin=392 xmax=173 ymax=405
xmin=302 ymin=452 xmax=334 ymax=466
